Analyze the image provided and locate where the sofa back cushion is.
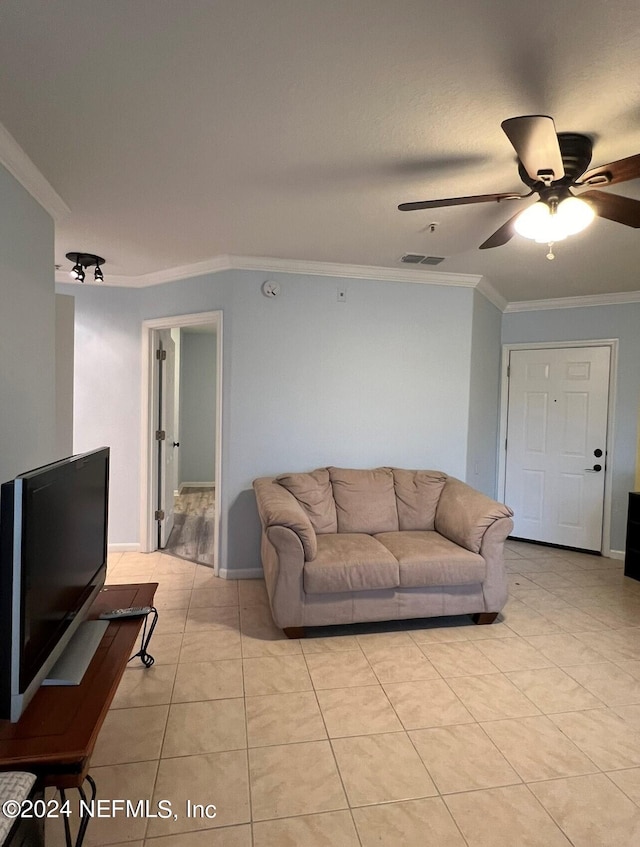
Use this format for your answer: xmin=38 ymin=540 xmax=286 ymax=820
xmin=328 ymin=467 xmax=399 ymax=534
xmin=276 ymin=468 xmax=338 ymax=533
xmin=392 ymin=469 xmax=447 ymax=530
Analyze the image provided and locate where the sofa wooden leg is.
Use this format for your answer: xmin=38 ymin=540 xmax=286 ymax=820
xmin=472 ymin=612 xmax=499 ymax=625
xmin=283 ymin=626 xmax=306 ymax=639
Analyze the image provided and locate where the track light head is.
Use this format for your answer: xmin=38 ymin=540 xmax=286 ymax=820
xmin=65 ymin=252 xmax=106 ymax=284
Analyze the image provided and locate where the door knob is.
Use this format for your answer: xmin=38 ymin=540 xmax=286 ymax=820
xmin=584 ymin=464 xmax=602 ymax=472
xmin=594 ymin=448 xmax=603 ymax=458
xmin=172 ymin=442 xmax=180 ymax=447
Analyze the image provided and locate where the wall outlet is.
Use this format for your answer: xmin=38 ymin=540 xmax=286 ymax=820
xmin=337 ymin=287 xmax=347 ymax=302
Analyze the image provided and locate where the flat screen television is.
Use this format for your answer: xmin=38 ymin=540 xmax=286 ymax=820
xmin=0 ymin=447 xmax=109 ymax=722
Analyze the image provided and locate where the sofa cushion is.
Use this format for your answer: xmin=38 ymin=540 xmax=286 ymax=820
xmin=328 ymin=467 xmax=399 ymax=534
xmin=392 ymin=468 xmax=447 ymax=530
xmin=374 ymin=531 xmax=485 ymax=588
xmin=276 ymin=468 xmax=337 ymax=533
xmin=304 ymin=533 xmax=399 ymax=594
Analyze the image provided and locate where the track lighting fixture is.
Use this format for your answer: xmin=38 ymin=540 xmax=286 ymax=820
xmin=66 ymin=252 xmax=106 ymax=283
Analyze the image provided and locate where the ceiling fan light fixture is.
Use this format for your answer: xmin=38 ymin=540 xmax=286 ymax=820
xmin=555 ymin=196 xmax=595 ymax=235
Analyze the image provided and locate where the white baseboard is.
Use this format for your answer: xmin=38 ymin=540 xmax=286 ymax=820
xmin=218 ymin=567 xmax=264 ymax=580
xmin=606 ymin=549 xmax=625 ymax=561
xmin=108 ymin=542 xmax=142 ymax=553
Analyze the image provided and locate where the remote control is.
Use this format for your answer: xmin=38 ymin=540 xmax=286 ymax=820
xmin=98 ymin=606 xmax=152 ymax=620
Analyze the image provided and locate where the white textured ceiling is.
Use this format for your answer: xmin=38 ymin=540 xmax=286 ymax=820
xmin=1 ymin=0 xmax=639 ymax=302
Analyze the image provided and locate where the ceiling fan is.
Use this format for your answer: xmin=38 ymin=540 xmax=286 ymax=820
xmin=398 ymin=115 xmax=640 ymax=252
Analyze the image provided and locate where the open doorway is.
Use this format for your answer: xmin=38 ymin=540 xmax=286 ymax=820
xmin=140 ymin=311 xmax=223 ymax=573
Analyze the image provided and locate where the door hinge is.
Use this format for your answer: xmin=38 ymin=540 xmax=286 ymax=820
xmin=506 ymin=365 xmax=510 ymax=378
xmin=156 ymin=348 xmax=167 ymax=361
xmin=156 ymin=430 xmax=166 ymax=440
xmin=155 ymin=509 xmax=165 ymax=521
xmin=505 ymin=438 xmax=508 ymax=451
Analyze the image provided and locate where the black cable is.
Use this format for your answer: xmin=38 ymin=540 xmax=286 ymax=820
xmin=128 ymin=607 xmax=158 ymax=668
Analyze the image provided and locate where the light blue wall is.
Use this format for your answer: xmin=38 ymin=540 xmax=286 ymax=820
xmin=59 ymin=270 xmax=479 ymax=572
xmin=502 ymin=303 xmax=640 ymax=551
xmin=466 ymin=289 xmax=502 ymax=497
xmin=0 ymin=164 xmax=58 ymax=484
xmin=179 ymin=330 xmax=217 ymax=485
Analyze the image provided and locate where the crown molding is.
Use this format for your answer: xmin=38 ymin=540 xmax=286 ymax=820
xmin=504 ymin=289 xmax=640 ymax=312
xmin=56 ymin=253 xmax=486 ymax=292
xmin=475 ymin=277 xmax=508 ymax=311
xmin=0 ymin=121 xmax=70 ymax=222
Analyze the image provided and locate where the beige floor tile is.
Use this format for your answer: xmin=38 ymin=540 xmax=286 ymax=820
xmin=409 ymin=625 xmax=470 ymax=645
xmin=608 ymin=768 xmax=640 ymax=806
xmin=332 ymin=732 xmax=437 ymax=806
xmin=517 ymin=588 xmax=574 ymax=612
xmin=133 ymin=632 xmax=183 ymax=665
xmin=110 ymin=663 xmax=177 ymax=709
xmin=153 ymin=588 xmax=192 ymax=610
xmin=353 ymin=797 xmax=467 ymax=847
xmin=563 ymin=661 xmax=640 ymax=706
xmin=409 ymin=723 xmax=520 ymax=793
xmin=383 ymin=678 xmax=474 ymax=729
xmin=554 ymin=607 xmax=612 ymax=633
xmin=446 ymin=673 xmax=540 ymax=721
xmin=83 ymin=760 xmax=158 ymax=846
xmin=305 ymin=650 xmax=377 ymax=689
xmin=529 ymin=773 xmax=640 ymax=846
xmin=246 ymin=691 xmax=327 ymax=747
xmin=474 ymin=637 xmax=554 ymax=672
xmin=184 ymin=604 xmax=240 ymax=632
xmin=193 ymin=565 xmax=221 ymax=587
xmin=152 ymin=573 xmax=197 ymax=592
xmin=242 ymin=655 xmax=312 ymax=696
xmin=444 ymin=784 xmax=572 ymax=847
xmin=252 ymin=810 xmax=360 ymax=847
xmin=162 ymin=698 xmax=246 ymax=757
xmin=148 ymin=750 xmax=250 ymax=836
xmin=139 ymin=825 xmax=251 ymax=846
xmin=356 ymin=631 xmax=418 ymax=655
xmin=301 ymin=634 xmax=364 ymax=654
xmin=462 ymin=620 xmax=518 ymax=641
xmin=527 ymin=571 xmax=575 ymax=590
xmin=506 ymin=666 xmax=605 ymax=713
xmin=189 ymin=583 xmax=239 ymax=607
xmin=240 ymin=606 xmax=302 ymax=657
xmin=179 ymin=628 xmax=242 ymax=661
xmin=172 ymin=659 xmax=243 ymax=701
xmin=152 ymin=607 xmax=188 ymax=636
xmin=549 ymin=708 xmax=640 ymax=769
xmin=421 ymin=641 xmax=500 ymax=677
xmin=524 ymin=632 xmax=607 ymax=665
xmin=508 ymin=573 xmax=543 ymax=595
xmin=156 ymin=556 xmax=198 ymax=577
xmin=367 ymin=644 xmax=441 ymax=682
xmin=249 ymin=740 xmax=347 ymax=821
xmin=497 ymin=607 xmax=563 ymax=636
xmin=612 ymin=703 xmax=640 ymax=730
xmin=238 ymin=578 xmax=269 ymax=608
xmin=316 ymin=684 xmax=403 ymax=737
xmin=481 ymin=715 xmax=599 ymax=781
xmin=92 ymin=704 xmax=168 ymax=766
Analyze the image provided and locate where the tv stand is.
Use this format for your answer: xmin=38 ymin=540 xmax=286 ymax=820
xmin=0 ymin=583 xmax=157 ymax=847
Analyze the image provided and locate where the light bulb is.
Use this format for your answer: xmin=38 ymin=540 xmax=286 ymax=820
xmin=556 ymin=196 xmax=595 ymax=235
xmin=514 ymin=201 xmax=567 ymax=243
xmin=94 ymin=265 xmax=104 ymax=282
xmin=70 ymin=262 xmax=84 ymax=280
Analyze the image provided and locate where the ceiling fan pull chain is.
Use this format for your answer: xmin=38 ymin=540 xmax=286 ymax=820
xmin=546 ymin=243 xmax=555 ymax=260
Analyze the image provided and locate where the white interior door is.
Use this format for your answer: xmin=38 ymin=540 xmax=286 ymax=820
xmin=157 ymin=330 xmax=176 ymax=547
xmin=504 ymin=345 xmax=610 ymax=551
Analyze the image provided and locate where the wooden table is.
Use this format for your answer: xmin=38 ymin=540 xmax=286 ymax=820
xmin=0 ymin=583 xmax=157 ymax=846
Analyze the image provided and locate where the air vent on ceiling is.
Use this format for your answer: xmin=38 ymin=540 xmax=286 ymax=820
xmin=400 ymin=254 xmax=445 ymax=265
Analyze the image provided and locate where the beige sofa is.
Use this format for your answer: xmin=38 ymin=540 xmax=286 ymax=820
xmin=253 ymin=467 xmax=514 ymax=637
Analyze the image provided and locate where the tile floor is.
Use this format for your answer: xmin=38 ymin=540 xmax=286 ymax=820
xmin=46 ymin=541 xmax=640 ymax=846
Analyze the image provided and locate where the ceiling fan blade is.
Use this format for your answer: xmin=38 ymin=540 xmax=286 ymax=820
xmin=501 ymin=115 xmax=565 ymax=183
xmin=478 ymin=209 xmax=526 ymax=249
xmin=579 ymin=153 xmax=640 ymax=187
xmin=398 ymin=192 xmax=525 ymax=211
xmin=580 ymin=189 xmax=640 ymax=228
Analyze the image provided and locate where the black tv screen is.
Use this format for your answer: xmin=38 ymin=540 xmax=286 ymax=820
xmin=0 ymin=447 xmax=109 ymax=721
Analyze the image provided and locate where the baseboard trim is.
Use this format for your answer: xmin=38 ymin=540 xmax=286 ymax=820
xmin=108 ymin=542 xmax=142 ymax=553
xmin=606 ymin=549 xmax=625 ymax=561
xmin=218 ymin=567 xmax=264 ymax=580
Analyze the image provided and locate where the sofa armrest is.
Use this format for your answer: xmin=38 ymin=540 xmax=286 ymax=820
xmin=253 ymin=477 xmax=317 ymax=561
xmin=435 ymin=477 xmax=514 ymax=554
